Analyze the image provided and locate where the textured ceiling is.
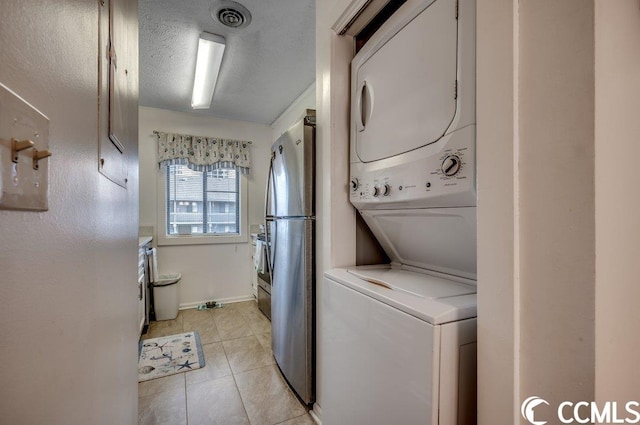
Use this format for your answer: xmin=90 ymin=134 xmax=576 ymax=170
xmin=139 ymin=0 xmax=315 ymax=125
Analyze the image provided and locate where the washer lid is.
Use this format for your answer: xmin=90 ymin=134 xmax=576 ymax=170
xmin=325 ymin=266 xmax=477 ymax=325
xmin=352 ymin=0 xmax=458 ymax=163
xmin=347 ymin=267 xmax=475 ymax=299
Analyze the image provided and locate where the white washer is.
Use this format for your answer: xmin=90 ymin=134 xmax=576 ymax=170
xmin=321 ymin=0 xmax=477 ymax=423
xmin=323 ymin=266 xmax=477 ymax=424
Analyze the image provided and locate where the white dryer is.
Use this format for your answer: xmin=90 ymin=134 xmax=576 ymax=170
xmin=322 ymin=0 xmax=477 ymax=423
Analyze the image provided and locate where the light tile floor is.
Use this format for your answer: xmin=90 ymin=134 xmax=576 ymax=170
xmin=138 ymin=301 xmax=315 ymax=425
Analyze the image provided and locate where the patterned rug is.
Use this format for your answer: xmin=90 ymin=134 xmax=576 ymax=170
xmin=138 ymin=331 xmax=205 ymax=382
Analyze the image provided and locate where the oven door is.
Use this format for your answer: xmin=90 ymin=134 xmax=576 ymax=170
xmin=257 ymin=276 xmax=271 ymax=320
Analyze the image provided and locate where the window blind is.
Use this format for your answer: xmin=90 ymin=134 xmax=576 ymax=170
xmin=166 ymin=164 xmax=240 ymax=235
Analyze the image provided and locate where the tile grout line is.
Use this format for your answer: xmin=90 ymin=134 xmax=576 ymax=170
xmin=183 ymin=373 xmax=189 ymax=425
xmin=228 ymin=302 xmax=271 ymax=425
xmin=212 ymin=308 xmax=255 ymax=342
xmin=221 ymin=340 xmax=254 ymax=424
xmin=272 ymin=412 xmax=312 ymax=425
xmin=230 ymin=361 xmax=277 ymax=378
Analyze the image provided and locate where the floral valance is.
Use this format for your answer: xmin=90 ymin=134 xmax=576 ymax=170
xmin=154 ymin=131 xmax=252 ymax=174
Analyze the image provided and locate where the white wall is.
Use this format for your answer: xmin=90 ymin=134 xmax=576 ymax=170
xmin=518 ymin=0 xmax=596 ymax=411
xmin=476 ymin=0 xmax=518 ymax=421
xmin=477 ymin=0 xmax=640 ymax=422
xmin=314 ymin=0 xmax=357 ymax=418
xmin=594 ymin=0 xmax=640 ymax=403
xmin=478 ymin=0 xmax=597 ymax=421
xmin=271 ymin=83 xmax=316 ymax=140
xmin=139 ymin=106 xmax=272 ymax=306
xmin=0 ymin=0 xmax=139 ymax=423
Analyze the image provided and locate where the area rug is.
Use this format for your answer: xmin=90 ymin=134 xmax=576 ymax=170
xmin=138 ymin=331 xmax=205 ymax=382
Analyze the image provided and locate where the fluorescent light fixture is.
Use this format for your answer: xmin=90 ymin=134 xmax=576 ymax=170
xmin=191 ymin=32 xmax=226 ymax=109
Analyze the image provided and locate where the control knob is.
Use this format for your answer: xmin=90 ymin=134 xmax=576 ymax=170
xmin=441 ymin=155 xmax=462 ymax=176
xmin=382 ymin=184 xmax=391 ymax=196
xmin=350 ymin=177 xmax=359 ymax=192
xmin=372 ymin=186 xmax=380 ymax=197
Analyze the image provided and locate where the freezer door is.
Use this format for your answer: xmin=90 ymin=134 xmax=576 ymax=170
xmin=271 ymin=218 xmax=314 ymax=404
xmin=270 ymin=120 xmax=315 ymax=217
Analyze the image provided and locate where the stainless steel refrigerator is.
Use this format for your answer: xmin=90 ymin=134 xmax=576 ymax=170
xmin=264 ymin=110 xmax=315 ymax=405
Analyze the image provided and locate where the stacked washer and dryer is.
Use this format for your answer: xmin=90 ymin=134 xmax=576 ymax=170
xmin=322 ymin=0 xmax=477 ymax=423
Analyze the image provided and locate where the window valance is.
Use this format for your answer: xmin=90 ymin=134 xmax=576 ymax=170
xmin=154 ymin=130 xmax=252 ymax=174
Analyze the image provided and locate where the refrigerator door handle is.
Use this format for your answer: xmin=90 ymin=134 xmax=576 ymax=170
xmin=265 ymin=154 xmax=276 ymax=276
xmin=265 ymin=220 xmax=272 ymax=277
xmin=265 ymin=219 xmax=276 ymax=283
xmin=270 ymin=220 xmax=277 ymax=284
xmin=264 ymin=219 xmax=278 ymax=278
xmin=264 ymin=151 xmax=275 ymax=220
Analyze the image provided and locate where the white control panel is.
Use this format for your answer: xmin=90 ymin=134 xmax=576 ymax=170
xmin=0 ymin=83 xmax=51 ymax=211
xmin=350 ymin=125 xmax=476 ymax=210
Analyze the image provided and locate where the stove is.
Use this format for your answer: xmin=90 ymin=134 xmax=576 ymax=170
xmin=256 ymin=233 xmax=271 ymax=320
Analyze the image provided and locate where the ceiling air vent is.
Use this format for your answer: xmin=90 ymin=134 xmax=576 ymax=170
xmin=211 ymin=1 xmax=252 ymax=29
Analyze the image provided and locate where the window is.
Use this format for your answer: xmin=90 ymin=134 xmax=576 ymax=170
xmin=159 ymin=164 xmax=247 ymax=245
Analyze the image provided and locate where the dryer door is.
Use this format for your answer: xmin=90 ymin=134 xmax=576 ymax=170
xmin=353 ymin=0 xmax=458 ymax=163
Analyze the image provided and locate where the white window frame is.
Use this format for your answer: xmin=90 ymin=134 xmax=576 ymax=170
xmin=156 ymin=165 xmax=248 ymax=246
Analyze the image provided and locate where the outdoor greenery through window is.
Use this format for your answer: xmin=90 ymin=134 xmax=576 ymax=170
xmin=166 ymin=164 xmax=239 ymax=236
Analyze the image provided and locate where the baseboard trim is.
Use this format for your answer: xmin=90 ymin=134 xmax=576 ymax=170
xmin=179 ymin=295 xmax=255 ymax=310
xmin=310 ymin=403 xmax=322 ymax=424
